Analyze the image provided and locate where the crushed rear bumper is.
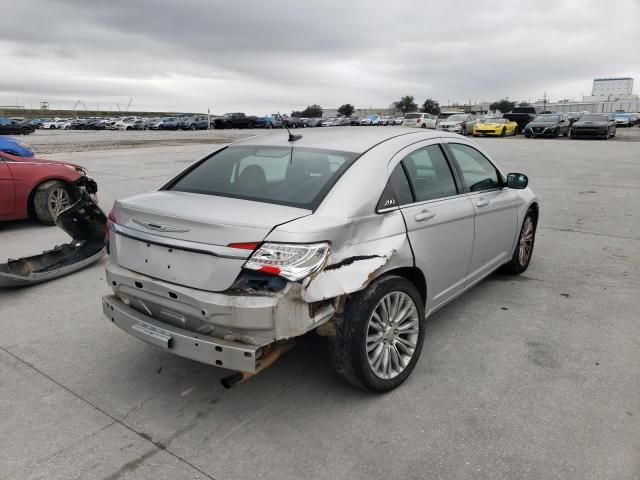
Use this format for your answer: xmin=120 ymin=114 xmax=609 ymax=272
xmin=103 ymin=294 xmax=261 ymax=372
xmin=0 ymin=177 xmax=106 ymax=287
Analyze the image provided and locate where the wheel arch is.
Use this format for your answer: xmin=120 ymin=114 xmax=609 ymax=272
xmin=378 ymin=266 xmax=427 ymax=307
xmin=528 ymin=201 xmax=539 ymax=226
xmin=26 ymin=177 xmax=77 ymax=219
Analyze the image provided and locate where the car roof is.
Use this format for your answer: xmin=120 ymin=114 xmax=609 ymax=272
xmin=232 ymin=127 xmax=456 ymax=154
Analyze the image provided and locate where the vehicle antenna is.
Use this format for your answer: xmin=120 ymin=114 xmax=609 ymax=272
xmin=278 ymin=112 xmax=302 ymax=142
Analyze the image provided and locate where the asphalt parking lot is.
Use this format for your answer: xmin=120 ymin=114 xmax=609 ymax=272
xmin=1 ymin=131 xmax=639 ymax=479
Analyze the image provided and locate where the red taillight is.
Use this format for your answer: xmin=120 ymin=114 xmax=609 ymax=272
xmin=107 ymin=211 xmax=116 ymax=223
xmin=417 ymin=118 xmax=422 ymax=123
xmin=259 ymin=265 xmax=281 ymax=276
xmin=228 ymin=242 xmax=259 ymax=251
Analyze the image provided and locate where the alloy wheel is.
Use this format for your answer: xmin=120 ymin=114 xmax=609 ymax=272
xmin=518 ymin=216 xmax=534 ymax=266
xmin=49 ymin=187 xmax=71 ymax=218
xmin=366 ymin=291 xmax=420 ymax=380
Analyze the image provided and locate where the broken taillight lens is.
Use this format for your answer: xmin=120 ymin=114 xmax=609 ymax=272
xmin=243 ymin=242 xmax=329 ymax=281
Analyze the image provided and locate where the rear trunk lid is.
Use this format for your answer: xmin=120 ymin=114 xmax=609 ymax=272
xmin=109 ymin=191 xmax=310 ymax=291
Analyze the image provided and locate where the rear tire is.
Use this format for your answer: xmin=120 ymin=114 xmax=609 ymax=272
xmin=328 ymin=275 xmax=425 ymax=392
xmin=33 ymin=181 xmax=74 ymax=225
xmin=21 ymin=127 xmax=31 ymax=135
xmin=502 ymin=210 xmax=536 ymax=274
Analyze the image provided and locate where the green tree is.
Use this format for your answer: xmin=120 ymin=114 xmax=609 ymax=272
xmin=518 ymin=101 xmax=530 ymax=107
xmin=300 ymin=104 xmax=323 ymax=118
xmin=291 ymin=110 xmax=303 ymax=118
xmin=393 ymin=95 xmax=418 ymax=114
xmin=421 ymin=98 xmax=441 ymax=115
xmin=337 ymin=103 xmax=355 ymax=117
xmin=489 ymin=99 xmax=516 ymax=113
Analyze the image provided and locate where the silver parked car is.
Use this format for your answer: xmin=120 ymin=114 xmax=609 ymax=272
xmin=437 ymin=113 xmax=478 ymax=135
xmin=103 ymin=129 xmax=538 ymax=392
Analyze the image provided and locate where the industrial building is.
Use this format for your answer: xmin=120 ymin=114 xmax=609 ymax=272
xmin=591 ymin=77 xmax=634 ymax=97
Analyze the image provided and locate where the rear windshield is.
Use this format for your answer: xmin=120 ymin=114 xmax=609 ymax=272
xmin=166 ymin=146 xmax=358 ymax=210
xmin=581 ymin=115 xmax=609 ymax=122
xmin=404 ymin=114 xmax=422 ymax=119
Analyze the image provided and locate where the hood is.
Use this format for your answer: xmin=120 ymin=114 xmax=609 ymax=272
xmin=6 ymin=153 xmax=82 ymax=168
xmin=476 ymin=123 xmax=504 ymax=129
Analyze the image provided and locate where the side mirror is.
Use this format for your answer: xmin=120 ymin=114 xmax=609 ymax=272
xmin=507 ymin=173 xmax=528 ymax=189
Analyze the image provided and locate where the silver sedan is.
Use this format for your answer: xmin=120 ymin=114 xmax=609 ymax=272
xmin=103 ymin=128 xmax=538 ymax=392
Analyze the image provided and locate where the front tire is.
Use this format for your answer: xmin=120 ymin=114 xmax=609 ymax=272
xmin=500 ymin=127 xmax=506 ymax=137
xmin=503 ymin=210 xmax=536 ymax=274
xmin=33 ymin=181 xmax=74 ymax=225
xmin=328 ymin=275 xmax=425 ymax=392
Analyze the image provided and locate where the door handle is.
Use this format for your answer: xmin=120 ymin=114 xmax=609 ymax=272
xmin=414 ymin=210 xmax=436 ymax=222
xmin=476 ymin=199 xmax=489 ymax=207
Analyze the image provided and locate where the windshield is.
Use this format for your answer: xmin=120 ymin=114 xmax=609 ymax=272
xmin=482 ymin=118 xmax=507 ymax=124
xmin=167 ymin=146 xmax=358 ymax=210
xmin=614 ymin=114 xmax=630 ymax=119
xmin=581 ymin=115 xmax=609 ymax=122
xmin=447 ymin=115 xmax=466 ymax=122
xmin=533 ymin=115 xmax=559 ymax=122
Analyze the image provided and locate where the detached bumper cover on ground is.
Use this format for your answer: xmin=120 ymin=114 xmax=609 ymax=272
xmin=0 ymin=178 xmax=106 ymax=287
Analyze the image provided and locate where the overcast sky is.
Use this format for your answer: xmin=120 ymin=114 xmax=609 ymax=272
xmin=1 ymin=0 xmax=639 ymax=114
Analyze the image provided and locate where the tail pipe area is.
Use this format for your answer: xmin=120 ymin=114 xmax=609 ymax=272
xmin=221 ymin=342 xmax=295 ymax=389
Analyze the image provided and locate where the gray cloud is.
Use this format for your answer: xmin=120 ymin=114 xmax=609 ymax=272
xmin=1 ymin=0 xmax=638 ymax=113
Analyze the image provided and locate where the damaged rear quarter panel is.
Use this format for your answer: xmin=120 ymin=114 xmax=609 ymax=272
xmin=271 ymin=210 xmax=414 ymax=303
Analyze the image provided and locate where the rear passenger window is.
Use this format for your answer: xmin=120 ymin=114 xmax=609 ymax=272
xmin=377 ymin=163 xmax=413 ymax=210
xmin=402 ymin=145 xmax=458 ymax=202
xmin=448 ymin=143 xmax=500 ymax=192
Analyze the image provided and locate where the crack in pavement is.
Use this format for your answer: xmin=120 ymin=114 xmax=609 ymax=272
xmin=0 ymin=346 xmax=216 ymax=480
xmin=0 ymin=421 xmax=118 ymax=480
xmin=540 ymin=225 xmax=640 ymax=241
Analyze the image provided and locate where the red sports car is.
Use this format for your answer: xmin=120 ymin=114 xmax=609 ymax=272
xmin=0 ymin=151 xmax=88 ymax=224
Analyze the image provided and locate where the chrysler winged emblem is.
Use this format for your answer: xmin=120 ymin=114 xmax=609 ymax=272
xmin=132 ymin=218 xmax=190 ymax=233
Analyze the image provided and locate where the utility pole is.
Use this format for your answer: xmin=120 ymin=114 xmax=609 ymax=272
xmin=207 ymin=107 xmax=211 ymax=130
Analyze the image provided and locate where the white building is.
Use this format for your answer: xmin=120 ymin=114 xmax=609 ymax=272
xmin=591 ymin=77 xmax=634 ymax=96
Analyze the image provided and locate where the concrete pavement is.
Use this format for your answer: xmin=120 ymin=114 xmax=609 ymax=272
xmin=1 ymin=135 xmax=638 ymax=479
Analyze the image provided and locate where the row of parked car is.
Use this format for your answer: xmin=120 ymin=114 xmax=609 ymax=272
xmin=5 ymin=109 xmax=639 ymax=137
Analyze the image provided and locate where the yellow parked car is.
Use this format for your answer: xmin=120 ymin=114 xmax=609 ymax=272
xmin=473 ymin=118 xmax=518 ymax=137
